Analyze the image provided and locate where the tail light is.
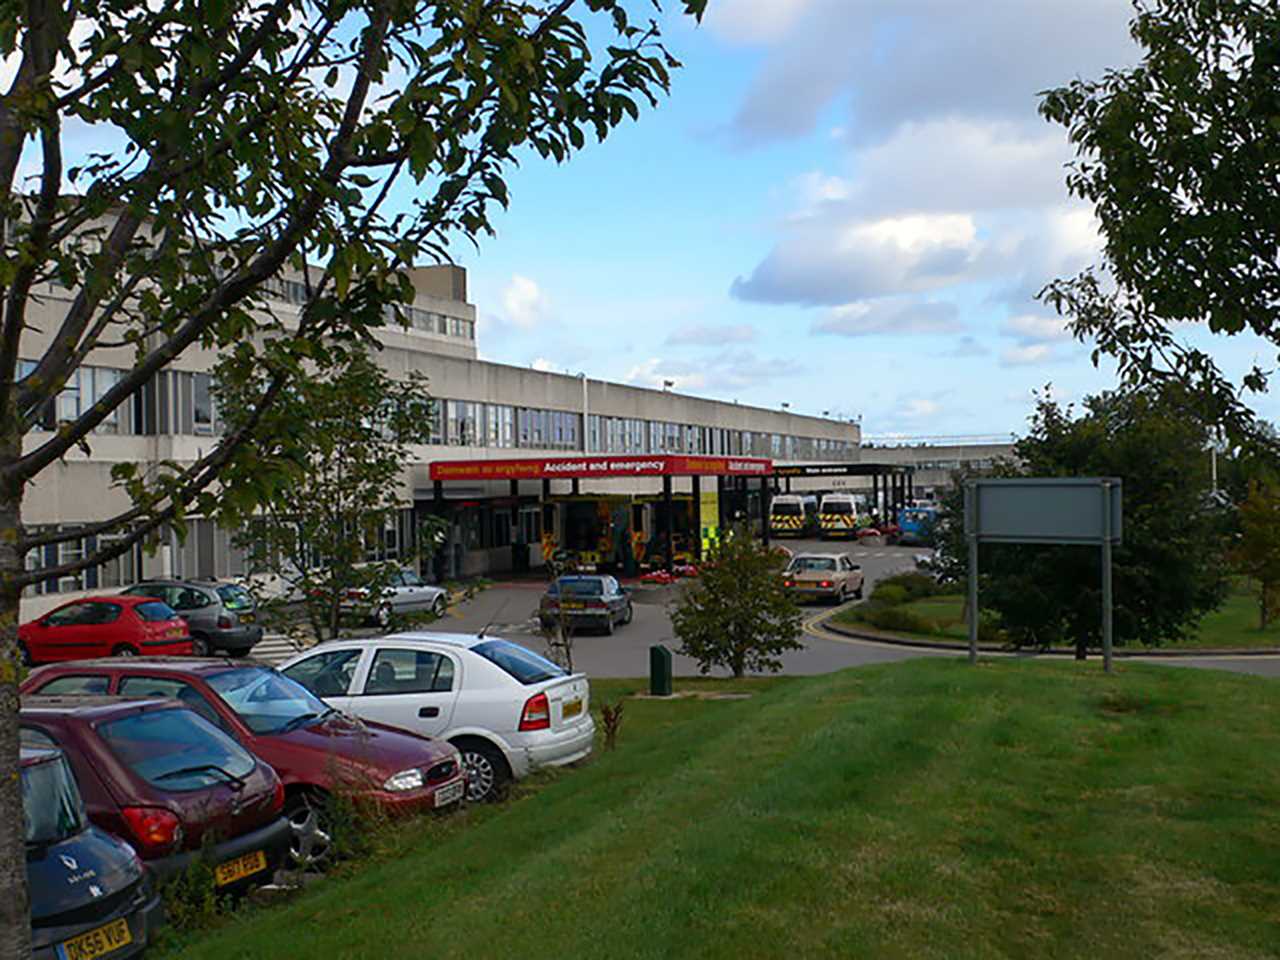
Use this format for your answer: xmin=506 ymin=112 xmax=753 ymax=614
xmin=121 ymin=807 xmax=183 ymax=857
xmin=217 ymin=615 xmax=233 ymax=629
xmin=784 ymin=580 xmax=795 ymax=588
xmin=519 ymin=692 xmax=550 ymax=731
xmin=819 ymin=580 xmax=833 ymax=588
xmin=271 ymin=779 xmax=285 ymax=814
xmin=586 ymin=599 xmax=605 ymax=609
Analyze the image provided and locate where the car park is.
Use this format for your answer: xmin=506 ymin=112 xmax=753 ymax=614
xmin=20 ymin=696 xmax=290 ymax=890
xmin=22 ymin=659 xmax=467 ymax=869
xmin=18 ymin=596 xmax=192 ymax=666
xmin=783 ymin=553 xmax=864 ymax=604
xmin=120 ymin=580 xmax=263 ymax=656
xmin=339 ymin=565 xmax=449 ymax=628
xmin=279 ymin=635 xmax=594 ymax=804
xmin=538 ymin=575 xmax=632 ymax=634
xmin=24 ymin=743 xmax=163 ymax=960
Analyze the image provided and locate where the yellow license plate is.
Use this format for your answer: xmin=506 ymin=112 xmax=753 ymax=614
xmin=214 ymin=849 xmax=267 ymax=887
xmin=59 ymin=918 xmax=132 ymax=960
xmin=168 ymin=628 xmax=184 ymax=639
xmin=562 ymin=698 xmax=582 ymax=719
xmin=562 ymin=602 xmax=585 ymax=610
xmin=240 ymin=612 xmax=255 ymax=623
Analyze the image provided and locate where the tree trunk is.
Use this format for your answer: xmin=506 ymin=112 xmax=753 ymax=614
xmin=1075 ymin=636 xmax=1087 ymax=661
xmin=1260 ymin=581 xmax=1269 ymax=631
xmin=0 ymin=426 xmax=33 ymax=959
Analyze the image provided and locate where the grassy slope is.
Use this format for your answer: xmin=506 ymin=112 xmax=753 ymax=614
xmin=836 ymin=580 xmax=1280 ymax=649
xmin=168 ymin=663 xmax=1280 ymax=960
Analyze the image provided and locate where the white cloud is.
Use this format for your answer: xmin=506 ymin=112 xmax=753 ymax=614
xmin=501 ymin=275 xmax=550 ymax=330
xmin=665 ymin=323 xmax=758 ymax=346
xmin=902 ymin=398 xmax=942 ymax=419
xmin=530 ymin=357 xmax=557 ymax=372
xmin=1001 ymin=344 xmax=1056 ymax=367
xmin=624 ymin=358 xmax=706 ymax=392
xmin=813 ymin=299 xmax=959 ymax=337
xmin=705 ymin=0 xmax=816 ymax=45
xmin=1003 ymin=314 xmax=1072 ymax=343
xmin=625 ymin=349 xmax=805 ymax=393
xmin=941 ymin=336 xmax=989 ymax=358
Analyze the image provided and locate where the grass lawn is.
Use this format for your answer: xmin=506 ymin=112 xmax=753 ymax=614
xmin=162 ymin=661 xmax=1280 ymax=960
xmin=834 ymin=579 xmax=1280 ymax=650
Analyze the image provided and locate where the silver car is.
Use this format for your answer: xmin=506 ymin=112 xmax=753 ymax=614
xmin=537 ymin=575 xmax=633 ymax=635
xmin=339 ymin=566 xmax=449 ymax=628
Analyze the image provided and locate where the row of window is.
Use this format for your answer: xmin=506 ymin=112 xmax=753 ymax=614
xmin=258 ymin=278 xmax=476 ymax=340
xmin=20 ymin=362 xmax=856 ymax=461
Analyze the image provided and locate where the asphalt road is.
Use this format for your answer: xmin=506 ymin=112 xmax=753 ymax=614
xmin=431 ymin=538 xmax=1280 ymax=681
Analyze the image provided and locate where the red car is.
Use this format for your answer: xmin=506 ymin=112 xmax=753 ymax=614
xmin=20 ymin=696 xmax=290 ymax=889
xmin=22 ymin=659 xmax=467 ymax=869
xmin=19 ymin=596 xmax=192 ymax=665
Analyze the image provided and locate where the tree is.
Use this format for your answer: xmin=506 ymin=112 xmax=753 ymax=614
xmin=0 ymin=1 xmax=707 ymax=953
xmin=961 ymin=386 xmax=1230 ymax=659
xmin=1231 ymin=482 xmax=1280 ymax=629
xmin=219 ymin=349 xmax=436 ymax=640
xmin=671 ymin=532 xmax=803 ymax=679
xmin=1039 ymin=0 xmax=1280 ymax=446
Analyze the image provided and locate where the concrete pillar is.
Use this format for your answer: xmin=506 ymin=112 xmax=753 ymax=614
xmin=761 ymin=475 xmax=772 ymax=548
xmin=662 ymin=475 xmax=674 ymax=572
xmin=691 ymin=474 xmax=702 ymax=562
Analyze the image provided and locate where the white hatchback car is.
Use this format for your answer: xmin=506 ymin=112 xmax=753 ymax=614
xmin=277 ymin=634 xmax=594 ymax=802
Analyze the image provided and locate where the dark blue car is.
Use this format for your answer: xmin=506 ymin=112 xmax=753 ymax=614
xmin=24 ymin=745 xmax=161 ymax=960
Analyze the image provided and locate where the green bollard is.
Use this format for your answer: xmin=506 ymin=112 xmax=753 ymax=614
xmin=649 ymin=644 xmax=672 ymax=697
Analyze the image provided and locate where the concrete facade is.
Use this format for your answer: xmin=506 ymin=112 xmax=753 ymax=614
xmin=17 ymin=262 xmax=860 ymax=616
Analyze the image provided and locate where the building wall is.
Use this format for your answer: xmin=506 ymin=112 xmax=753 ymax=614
xmin=16 ymin=260 xmax=861 ymax=616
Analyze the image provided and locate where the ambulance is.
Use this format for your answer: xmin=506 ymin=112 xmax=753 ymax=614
xmin=818 ymin=493 xmax=860 ymax=539
xmin=769 ymin=494 xmax=817 ymax=537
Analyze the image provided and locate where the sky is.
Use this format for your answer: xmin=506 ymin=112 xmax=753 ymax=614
xmin=449 ymin=0 xmax=1280 ymax=440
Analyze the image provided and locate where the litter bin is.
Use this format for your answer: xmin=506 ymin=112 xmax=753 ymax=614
xmin=649 ymin=644 xmax=672 ymax=697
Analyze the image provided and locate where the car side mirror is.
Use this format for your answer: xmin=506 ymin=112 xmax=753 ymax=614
xmin=852 ymin=564 xmax=862 ymax=571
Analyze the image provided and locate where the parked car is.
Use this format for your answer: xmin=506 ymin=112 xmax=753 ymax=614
xmin=24 ymin=743 xmax=163 ymax=960
xmin=21 ymin=660 xmax=467 ymax=869
xmin=20 ymin=696 xmax=290 ymax=891
xmin=339 ymin=565 xmax=449 ymax=628
xmin=538 ymin=575 xmax=632 ymax=634
xmin=782 ymin=553 xmax=864 ymax=604
xmin=119 ymin=579 xmax=263 ymax=656
xmin=279 ymin=634 xmax=594 ymax=804
xmin=18 ymin=596 xmax=193 ymax=666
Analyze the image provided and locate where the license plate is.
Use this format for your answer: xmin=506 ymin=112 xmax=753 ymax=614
xmin=434 ymin=779 xmax=465 ymax=808
xmin=214 ymin=849 xmax=267 ymax=887
xmin=562 ymin=698 xmax=583 ymax=719
xmin=168 ymin=628 xmax=184 ymax=639
xmin=57 ymin=918 xmax=132 ymax=960
xmin=240 ymin=612 xmax=255 ymax=623
xmin=562 ymin=601 xmax=585 ymax=609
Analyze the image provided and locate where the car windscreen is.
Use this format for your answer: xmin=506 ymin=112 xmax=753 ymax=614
xmin=215 ymin=584 xmax=254 ymax=611
xmin=551 ymin=579 xmax=603 ymax=597
xmin=98 ymin=708 xmax=255 ymax=791
xmin=134 ymin=601 xmax=178 ymax=622
xmin=472 ymin=640 xmax=566 ymax=685
xmin=771 ymin=502 xmax=802 ymax=516
xmin=23 ymin=755 xmax=85 ymax=845
xmin=207 ymin=666 xmax=332 ymax=735
xmin=789 ymin=557 xmax=836 ymax=572
xmin=821 ymin=502 xmax=854 ymax=515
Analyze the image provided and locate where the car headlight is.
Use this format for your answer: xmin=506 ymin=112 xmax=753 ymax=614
xmin=382 ymin=768 xmax=425 ymax=792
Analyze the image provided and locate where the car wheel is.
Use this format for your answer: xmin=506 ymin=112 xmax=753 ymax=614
xmin=285 ymin=792 xmax=333 ymax=871
xmin=111 ymin=644 xmax=139 ymax=658
xmin=455 ymin=741 xmax=510 ymax=803
xmin=854 ymin=582 xmax=864 ymax=600
xmin=189 ymin=634 xmax=210 ymax=657
xmin=603 ymin=612 xmax=615 ymax=636
xmin=621 ymin=602 xmax=633 ymax=625
xmin=835 ymin=586 xmax=847 ymax=605
xmin=431 ymin=595 xmax=446 ymax=618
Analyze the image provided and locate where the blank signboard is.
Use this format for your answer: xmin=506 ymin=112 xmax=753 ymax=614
xmin=967 ymin=478 xmax=1122 ymax=545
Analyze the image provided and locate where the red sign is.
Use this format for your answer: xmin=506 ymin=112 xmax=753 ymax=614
xmin=428 ymin=455 xmax=772 ymax=482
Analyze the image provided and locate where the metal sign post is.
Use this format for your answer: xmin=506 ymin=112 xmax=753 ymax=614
xmin=964 ymin=478 xmax=1123 ymax=672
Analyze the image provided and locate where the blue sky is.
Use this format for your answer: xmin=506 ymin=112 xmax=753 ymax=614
xmin=450 ymin=0 xmax=1280 ymax=439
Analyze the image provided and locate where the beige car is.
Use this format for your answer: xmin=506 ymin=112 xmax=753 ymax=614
xmin=783 ymin=553 xmax=864 ymax=604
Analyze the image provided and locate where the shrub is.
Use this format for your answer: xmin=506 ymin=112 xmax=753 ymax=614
xmin=871 ymin=583 xmax=908 ymax=606
xmin=875 ymin=572 xmax=941 ymax=601
xmin=863 ymin=606 xmax=935 ymax=635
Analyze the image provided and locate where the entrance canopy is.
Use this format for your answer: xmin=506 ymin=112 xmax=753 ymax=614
xmin=429 ymin=454 xmax=772 ymax=481
xmin=773 ymin=462 xmax=912 ymax=478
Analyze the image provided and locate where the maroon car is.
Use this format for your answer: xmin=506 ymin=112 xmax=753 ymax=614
xmin=19 ymin=696 xmax=290 ymax=890
xmin=22 ymin=659 xmax=467 ymax=868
